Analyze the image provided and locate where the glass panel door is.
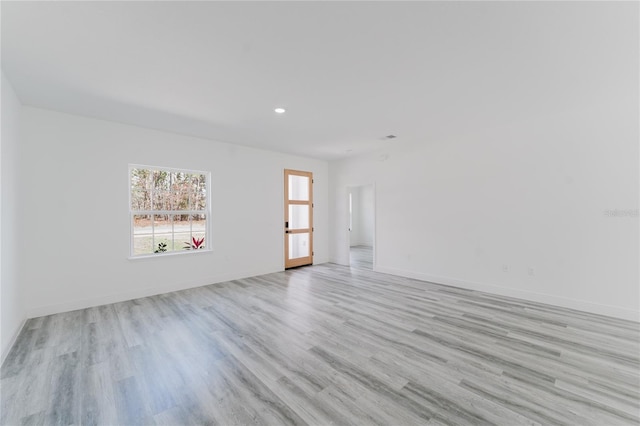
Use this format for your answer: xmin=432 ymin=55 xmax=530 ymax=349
xmin=284 ymin=169 xmax=313 ymax=268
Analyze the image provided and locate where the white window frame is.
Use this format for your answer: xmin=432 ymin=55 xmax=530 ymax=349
xmin=128 ymin=164 xmax=212 ymax=259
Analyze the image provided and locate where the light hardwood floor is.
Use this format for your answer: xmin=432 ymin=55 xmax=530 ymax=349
xmin=1 ymin=263 xmax=639 ymax=425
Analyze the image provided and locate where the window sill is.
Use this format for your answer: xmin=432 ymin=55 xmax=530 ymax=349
xmin=128 ymin=248 xmax=212 ymax=261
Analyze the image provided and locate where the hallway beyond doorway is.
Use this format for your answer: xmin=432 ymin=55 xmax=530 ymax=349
xmin=350 ymin=245 xmax=373 ymax=270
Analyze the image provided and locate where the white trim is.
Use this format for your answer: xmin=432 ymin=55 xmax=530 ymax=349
xmin=346 ymin=189 xmax=352 ymax=264
xmin=129 ymin=163 xmax=210 ymax=176
xmin=348 ymin=192 xmax=353 ymax=232
xmin=372 ymin=182 xmax=377 ymax=270
xmin=1 ymin=318 xmax=27 ymax=368
xmin=374 ymin=265 xmax=640 ymax=323
xmin=128 ymin=247 xmax=212 ymax=261
xmin=132 ymin=210 xmax=206 ymax=216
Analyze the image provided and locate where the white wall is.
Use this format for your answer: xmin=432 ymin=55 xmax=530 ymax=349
xmin=329 ymin=2 xmax=639 ymax=322
xmin=329 ymin=97 xmax=639 ymax=321
xmin=1 ymin=72 xmax=26 ymax=361
xmin=20 ymin=107 xmax=328 ymax=317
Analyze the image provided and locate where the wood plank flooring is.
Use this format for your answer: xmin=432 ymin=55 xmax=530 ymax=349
xmin=1 ymin=263 xmax=639 ymax=425
xmin=350 ymin=245 xmax=373 ymax=271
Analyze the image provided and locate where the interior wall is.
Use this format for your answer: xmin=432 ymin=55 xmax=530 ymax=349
xmin=1 ymin=71 xmax=26 ymax=361
xmin=329 ymin=98 xmax=639 ymax=321
xmin=20 ymin=106 xmax=329 ymax=318
xmin=329 ymin=3 xmax=639 ymax=321
xmin=331 ymin=93 xmax=640 ymax=319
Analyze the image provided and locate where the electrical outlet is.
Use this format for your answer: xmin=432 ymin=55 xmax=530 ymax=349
xmin=528 ymin=267 xmax=535 ymax=276
xmin=502 ymin=264 xmax=509 ymax=272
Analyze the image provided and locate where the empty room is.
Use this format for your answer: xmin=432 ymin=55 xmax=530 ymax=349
xmin=1 ymin=1 xmax=638 ymax=425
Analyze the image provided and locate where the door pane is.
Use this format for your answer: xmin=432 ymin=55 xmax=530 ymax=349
xmin=289 ymin=233 xmax=310 ymax=259
xmin=288 ymin=175 xmax=309 ymax=201
xmin=288 ymin=205 xmax=309 ymax=230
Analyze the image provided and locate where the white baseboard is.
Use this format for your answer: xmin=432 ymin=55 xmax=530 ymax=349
xmin=374 ymin=266 xmax=639 ymax=323
xmin=1 ymin=318 xmax=27 ymax=367
xmin=27 ymin=267 xmax=281 ymax=319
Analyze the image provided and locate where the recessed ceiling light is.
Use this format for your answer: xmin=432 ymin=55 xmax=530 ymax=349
xmin=274 ymin=108 xmax=286 ymax=114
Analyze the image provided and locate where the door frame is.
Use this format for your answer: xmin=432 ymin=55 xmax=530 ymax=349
xmin=284 ymin=169 xmax=313 ymax=269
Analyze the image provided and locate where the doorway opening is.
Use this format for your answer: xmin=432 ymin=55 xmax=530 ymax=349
xmin=347 ymin=184 xmax=374 ymax=270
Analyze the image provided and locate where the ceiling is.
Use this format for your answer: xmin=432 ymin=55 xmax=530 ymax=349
xmin=1 ymin=1 xmax=636 ymax=160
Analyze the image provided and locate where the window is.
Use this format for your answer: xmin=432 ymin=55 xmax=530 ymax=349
xmin=129 ymin=165 xmax=210 ymax=257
